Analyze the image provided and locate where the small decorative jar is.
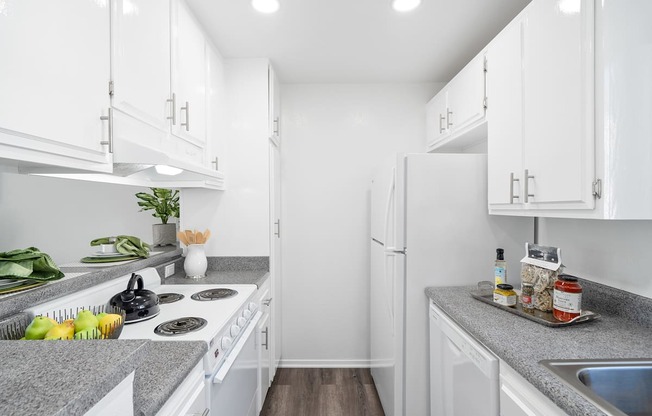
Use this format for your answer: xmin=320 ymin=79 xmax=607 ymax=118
xmin=553 ymin=274 xmax=582 ymax=322
xmin=493 ymin=283 xmax=517 ymax=307
xmin=521 ymin=282 xmax=535 ymax=312
xmin=184 ymin=244 xmax=207 ymax=279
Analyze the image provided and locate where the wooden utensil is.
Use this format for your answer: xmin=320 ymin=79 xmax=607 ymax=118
xmin=185 ymin=230 xmax=194 ymax=245
xmin=195 ymin=231 xmax=204 ymax=244
xmin=177 ymin=231 xmax=189 ymax=246
xmin=204 ymin=229 xmax=211 ymax=242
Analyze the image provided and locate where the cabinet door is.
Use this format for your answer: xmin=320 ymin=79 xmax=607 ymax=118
xmin=269 ymin=66 xmax=281 ymax=141
xmin=425 ymin=89 xmax=449 ymax=150
xmin=487 ymin=18 xmax=525 ymax=206
xmin=270 ymin=141 xmax=282 ymax=381
xmin=522 ymin=0 xmax=594 ymax=207
xmin=447 ymin=53 xmax=486 ymax=135
xmin=172 ymin=0 xmax=207 ymax=146
xmin=258 ymin=311 xmax=271 ymax=411
xmin=111 ymin=0 xmax=171 ymax=134
xmin=207 ymin=44 xmax=226 ymax=172
xmin=0 ymin=0 xmax=109 ymax=166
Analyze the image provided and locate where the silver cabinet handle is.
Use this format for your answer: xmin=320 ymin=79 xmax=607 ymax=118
xmin=181 ymin=101 xmax=190 ymax=131
xmin=273 ymin=117 xmax=279 ymax=135
xmin=439 ymin=114 xmax=445 ymax=133
xmin=200 ymin=409 xmax=209 ymax=416
xmin=509 ymin=172 xmax=520 ymax=204
xmin=166 ymin=93 xmax=176 ymax=125
xmin=524 ymin=169 xmax=535 ymax=203
xmin=100 ymin=108 xmax=113 ymax=153
xmin=211 ymin=157 xmax=219 ymax=171
xmin=262 ymin=327 xmax=269 ymax=350
xmin=274 ymin=219 xmax=280 ymax=238
xmin=262 ymin=298 xmax=272 ymax=307
xmin=447 ymin=108 xmax=453 ymax=128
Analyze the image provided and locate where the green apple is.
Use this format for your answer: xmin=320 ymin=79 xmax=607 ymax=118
xmin=74 ymin=310 xmax=99 ymax=333
xmin=24 ymin=316 xmax=57 ymax=340
xmin=73 ymin=327 xmax=100 ymax=340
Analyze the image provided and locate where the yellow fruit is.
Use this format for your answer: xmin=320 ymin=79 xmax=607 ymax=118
xmin=44 ymin=321 xmax=75 ymax=340
xmin=98 ymin=314 xmax=123 ymax=337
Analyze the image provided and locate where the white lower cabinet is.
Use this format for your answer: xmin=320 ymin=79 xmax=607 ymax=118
xmin=84 ymin=372 xmax=135 ymax=416
xmin=257 ymin=279 xmax=273 ymax=412
xmin=499 ymin=361 xmax=566 ymax=416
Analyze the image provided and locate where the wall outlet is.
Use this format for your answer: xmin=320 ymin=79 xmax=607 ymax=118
xmin=164 ymin=264 xmax=175 ymax=278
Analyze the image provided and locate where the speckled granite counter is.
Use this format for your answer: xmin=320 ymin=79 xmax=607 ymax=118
xmin=0 ymin=248 xmax=182 ymax=319
xmin=425 ymin=284 xmax=652 ymax=416
xmin=164 ymin=270 xmax=269 ymax=287
xmin=134 ymin=341 xmax=207 ymax=416
xmin=0 ymin=337 xmax=206 ymax=416
xmin=0 ymin=339 xmax=149 ymax=416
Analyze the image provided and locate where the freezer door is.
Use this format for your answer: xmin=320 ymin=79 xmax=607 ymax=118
xmin=371 ymin=165 xmax=396 ymax=246
xmin=370 ymin=240 xmax=405 ymax=416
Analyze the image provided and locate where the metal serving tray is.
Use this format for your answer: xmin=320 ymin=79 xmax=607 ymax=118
xmin=470 ymin=290 xmax=600 ymax=327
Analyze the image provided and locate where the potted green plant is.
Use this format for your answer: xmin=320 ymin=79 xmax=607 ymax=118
xmin=135 ymin=188 xmax=180 ymax=246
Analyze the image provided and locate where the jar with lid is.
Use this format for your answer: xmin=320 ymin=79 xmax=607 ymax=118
xmin=493 ymin=283 xmax=517 ymax=307
xmin=553 ymin=274 xmax=582 ymax=322
xmin=521 ymin=282 xmax=534 ymax=312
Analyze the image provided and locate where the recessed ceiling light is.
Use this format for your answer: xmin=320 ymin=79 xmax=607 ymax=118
xmin=392 ymin=0 xmax=421 ymax=12
xmin=252 ymin=0 xmax=280 ymax=14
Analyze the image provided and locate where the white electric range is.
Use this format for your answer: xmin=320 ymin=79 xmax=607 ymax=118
xmin=25 ymin=267 xmax=260 ymax=416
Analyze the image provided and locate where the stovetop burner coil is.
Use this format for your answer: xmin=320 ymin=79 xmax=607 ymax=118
xmin=154 ymin=317 xmax=207 ymax=336
xmin=157 ymin=293 xmax=185 ymax=304
xmin=191 ymin=288 xmax=238 ymax=301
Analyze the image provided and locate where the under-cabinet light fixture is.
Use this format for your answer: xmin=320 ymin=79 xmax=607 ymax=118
xmin=392 ymin=0 xmax=421 ymax=12
xmin=155 ymin=165 xmax=183 ymax=176
xmin=252 ymin=0 xmax=280 ymax=14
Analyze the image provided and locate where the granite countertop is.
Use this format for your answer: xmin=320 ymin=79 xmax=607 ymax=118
xmin=0 ymin=335 xmax=207 ymax=416
xmin=425 ymin=284 xmax=652 ymax=416
xmin=0 ymin=339 xmax=149 ymax=416
xmin=164 ymin=269 xmax=269 ymax=287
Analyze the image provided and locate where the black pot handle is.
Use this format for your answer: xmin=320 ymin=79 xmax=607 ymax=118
xmin=121 ymin=273 xmax=144 ymax=302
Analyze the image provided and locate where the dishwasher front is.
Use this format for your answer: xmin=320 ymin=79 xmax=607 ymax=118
xmin=429 ymin=300 xmax=499 ymax=416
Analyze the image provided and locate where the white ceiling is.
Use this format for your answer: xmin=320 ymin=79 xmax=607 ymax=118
xmin=187 ymin=0 xmax=531 ymax=84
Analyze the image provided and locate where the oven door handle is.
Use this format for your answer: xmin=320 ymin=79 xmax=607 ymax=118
xmin=212 ymin=311 xmax=262 ymax=384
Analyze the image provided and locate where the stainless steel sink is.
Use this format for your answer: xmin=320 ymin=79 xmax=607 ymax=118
xmin=540 ymin=359 xmax=652 ymax=416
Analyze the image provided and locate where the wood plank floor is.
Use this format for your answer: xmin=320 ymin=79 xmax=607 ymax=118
xmin=260 ymin=368 xmax=386 ymax=416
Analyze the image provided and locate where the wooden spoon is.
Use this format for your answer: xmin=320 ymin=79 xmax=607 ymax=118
xmin=185 ymin=230 xmax=194 ymax=245
xmin=203 ymin=229 xmax=211 ymax=242
xmin=195 ymin=231 xmax=204 ymax=244
xmin=177 ymin=231 xmax=189 ymax=246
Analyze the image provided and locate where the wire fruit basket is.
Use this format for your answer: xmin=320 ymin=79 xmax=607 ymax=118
xmin=0 ymin=305 xmax=126 ymax=340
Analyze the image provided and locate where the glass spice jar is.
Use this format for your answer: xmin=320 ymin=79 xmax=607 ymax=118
xmin=521 ymin=282 xmax=534 ymax=312
xmin=553 ymin=274 xmax=582 ymax=322
xmin=494 ymin=283 xmax=517 ymax=307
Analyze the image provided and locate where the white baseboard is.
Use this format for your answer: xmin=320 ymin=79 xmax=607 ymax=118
xmin=279 ymin=359 xmax=372 ymax=368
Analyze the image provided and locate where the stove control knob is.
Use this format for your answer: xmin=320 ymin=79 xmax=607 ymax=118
xmin=220 ymin=337 xmax=233 ymax=349
xmin=230 ymin=324 xmax=241 ymax=337
xmin=237 ymin=317 xmax=248 ymax=327
xmin=248 ymin=302 xmax=259 ymax=313
xmin=242 ymin=309 xmax=252 ymax=319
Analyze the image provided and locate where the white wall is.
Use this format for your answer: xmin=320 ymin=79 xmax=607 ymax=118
xmin=0 ymin=173 xmax=157 ymax=264
xmin=181 ymin=59 xmax=270 ymax=256
xmin=538 ymin=218 xmax=652 ymax=298
xmin=281 ymin=83 xmax=441 ymax=366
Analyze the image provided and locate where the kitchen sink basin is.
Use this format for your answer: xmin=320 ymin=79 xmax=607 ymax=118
xmin=540 ymin=359 xmax=652 ymax=416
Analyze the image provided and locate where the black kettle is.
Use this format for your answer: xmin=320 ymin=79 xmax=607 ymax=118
xmin=109 ymin=273 xmax=160 ymax=323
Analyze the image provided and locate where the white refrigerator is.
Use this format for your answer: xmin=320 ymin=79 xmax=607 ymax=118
xmin=370 ymin=153 xmax=532 ymax=416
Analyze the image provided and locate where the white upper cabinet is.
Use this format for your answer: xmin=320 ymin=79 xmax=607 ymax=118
xmin=0 ymin=0 xmax=111 ymax=172
xmin=486 ymin=18 xmax=524 ymax=206
xmin=172 ymin=0 xmax=207 ymax=147
xmin=426 ymin=53 xmax=486 ymax=152
xmin=269 ymin=66 xmax=281 ymax=143
xmin=487 ymin=0 xmax=595 ymax=216
xmin=111 ymin=0 xmax=172 ymax=134
xmin=206 ymin=43 xmax=226 ymax=174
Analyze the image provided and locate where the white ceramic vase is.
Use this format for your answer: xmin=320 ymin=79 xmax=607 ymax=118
xmin=184 ymin=244 xmax=207 ymax=279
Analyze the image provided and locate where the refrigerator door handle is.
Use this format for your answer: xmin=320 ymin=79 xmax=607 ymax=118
xmin=383 ymin=167 xmax=397 ymax=251
xmin=384 ymin=251 xmax=396 ymax=334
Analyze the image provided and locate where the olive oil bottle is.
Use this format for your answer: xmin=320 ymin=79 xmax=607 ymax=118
xmin=494 ymin=248 xmax=506 ymax=288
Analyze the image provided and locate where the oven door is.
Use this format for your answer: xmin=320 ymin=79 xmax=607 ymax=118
xmin=209 ymin=311 xmax=262 ymax=416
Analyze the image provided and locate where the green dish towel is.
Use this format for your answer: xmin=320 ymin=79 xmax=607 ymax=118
xmin=90 ymin=235 xmax=150 ymax=258
xmin=0 ymin=247 xmax=64 ymax=281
